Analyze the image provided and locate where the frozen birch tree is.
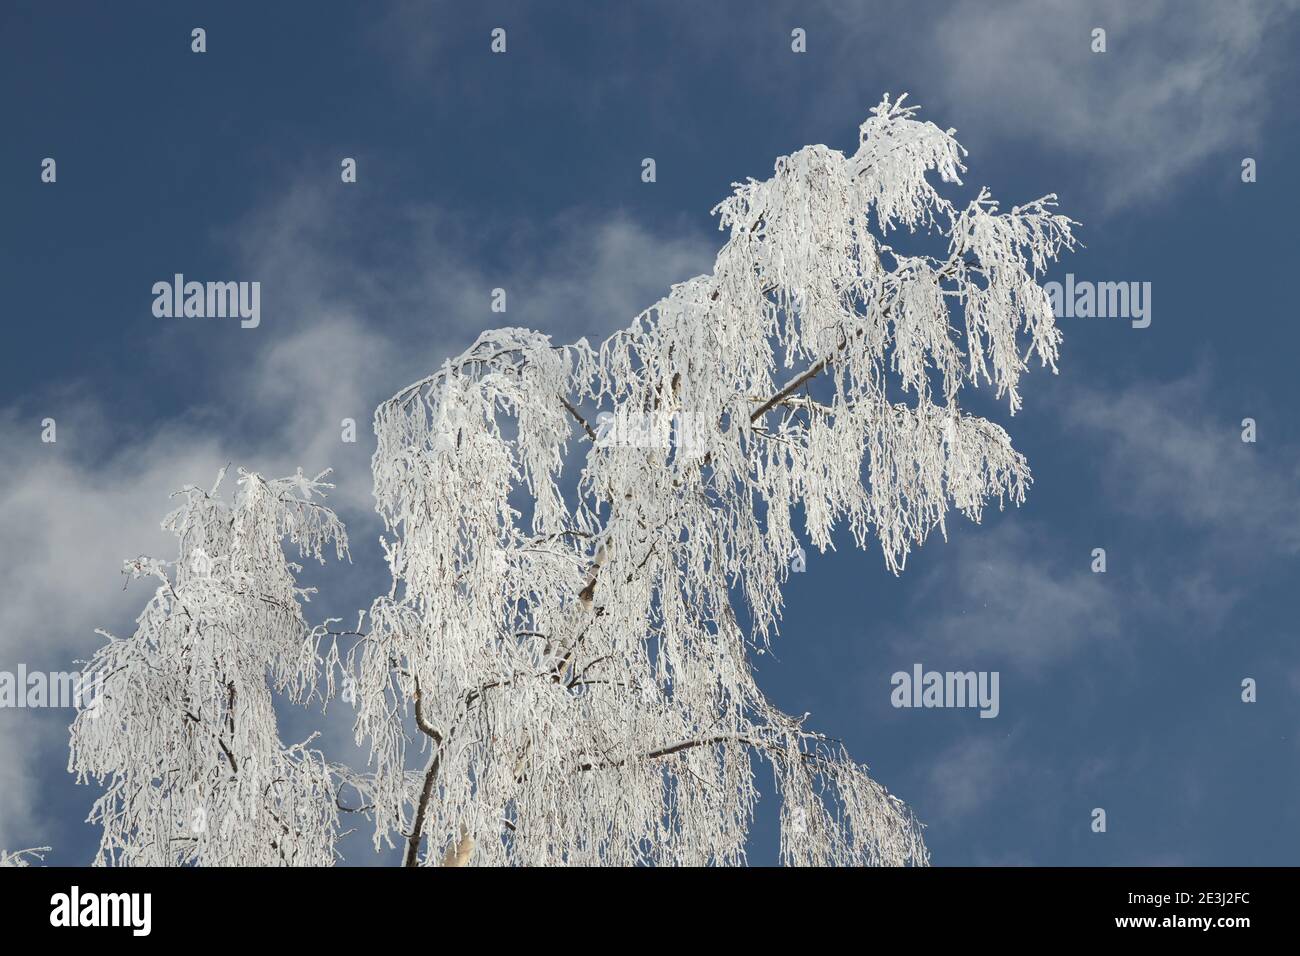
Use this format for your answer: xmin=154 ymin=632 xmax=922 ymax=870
xmin=66 ymin=95 xmax=1074 ymax=866
xmin=68 ymin=469 xmax=349 ymax=865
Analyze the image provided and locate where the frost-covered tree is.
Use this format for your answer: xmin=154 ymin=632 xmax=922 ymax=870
xmin=67 ymin=95 xmax=1074 ymax=866
xmin=69 ymin=469 xmax=348 ymax=865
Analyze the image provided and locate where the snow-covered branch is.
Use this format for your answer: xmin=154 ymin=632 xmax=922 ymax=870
xmin=0 ymin=847 xmax=51 ymax=867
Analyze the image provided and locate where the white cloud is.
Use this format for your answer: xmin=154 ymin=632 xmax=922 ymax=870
xmin=1058 ymin=369 xmax=1300 ymax=553
xmin=0 ymin=405 xmax=226 ymax=846
xmin=923 ymin=733 xmax=1024 ymax=822
xmin=666 ymin=0 xmax=1295 ymax=212
xmin=885 ymin=520 xmax=1121 ymax=677
xmin=923 ymin=0 xmax=1297 ymax=209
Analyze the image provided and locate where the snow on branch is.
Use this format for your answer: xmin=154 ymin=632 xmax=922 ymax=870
xmin=0 ymin=847 xmax=51 ymax=867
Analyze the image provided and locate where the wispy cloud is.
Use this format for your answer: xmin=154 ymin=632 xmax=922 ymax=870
xmin=1058 ymin=369 xmax=1300 ymax=554
xmin=626 ymin=0 xmax=1299 ymax=212
xmin=0 ymin=403 xmax=224 ymax=846
xmin=886 ymin=521 xmax=1121 ymax=677
xmin=920 ymin=0 xmax=1296 ymax=209
xmin=923 ymin=733 xmax=1025 ymax=823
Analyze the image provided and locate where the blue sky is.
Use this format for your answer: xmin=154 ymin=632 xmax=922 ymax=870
xmin=2 ymin=0 xmax=1299 ymax=865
